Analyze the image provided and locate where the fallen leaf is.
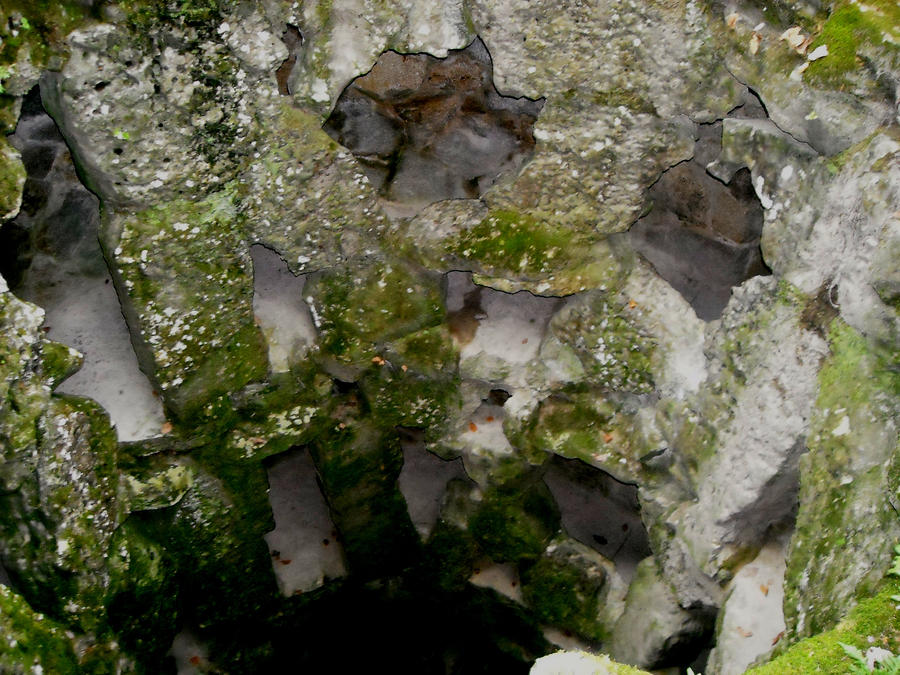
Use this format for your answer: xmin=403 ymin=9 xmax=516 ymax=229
xmin=521 ymin=338 xmax=528 ymax=344
xmin=628 ymin=299 xmax=638 ymax=309
xmin=603 ymin=432 xmax=614 ymax=443
xmin=279 ymin=558 xmax=292 ymax=565
xmin=469 ymin=422 xmax=478 ymax=432
xmin=760 ymin=583 xmax=770 ymax=596
xmin=772 ymin=631 xmax=785 ymax=645
xmin=161 ymin=421 xmax=173 ymax=434
xmin=779 ymin=26 xmax=806 ymax=51
xmin=401 ymin=364 xmax=408 ymax=372
xmin=736 ymin=626 xmax=754 ymax=638
xmin=726 ymin=12 xmax=739 ymax=29
xmin=486 ymin=415 xmax=495 ymax=422
xmin=750 ymin=32 xmax=762 ymax=55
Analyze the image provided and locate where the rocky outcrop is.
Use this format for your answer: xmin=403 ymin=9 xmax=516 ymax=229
xmin=0 ymin=0 xmax=897 ymax=672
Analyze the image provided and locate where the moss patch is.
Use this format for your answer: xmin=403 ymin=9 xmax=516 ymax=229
xmin=522 ymin=551 xmax=608 ymax=642
xmin=308 ymin=261 xmax=445 ymax=373
xmin=750 ymin=576 xmax=900 ymax=673
xmin=783 ymin=319 xmax=900 ymax=641
xmin=805 ymin=1 xmax=900 ymax=88
xmin=469 ymin=478 xmax=560 ymax=563
xmin=0 ymin=585 xmax=81 ymax=674
xmin=451 ymin=208 xmax=582 ymax=277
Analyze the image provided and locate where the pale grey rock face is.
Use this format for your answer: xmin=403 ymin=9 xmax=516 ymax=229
xmin=1 ymin=0 xmax=898 ymax=671
xmin=608 ymin=557 xmax=713 ymax=669
xmin=672 ymin=278 xmax=827 ymax=576
xmin=705 ymin=533 xmax=790 ymax=675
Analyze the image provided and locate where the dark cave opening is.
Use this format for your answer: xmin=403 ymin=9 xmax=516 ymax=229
xmin=629 ymin=118 xmax=772 ymax=321
xmin=322 ymin=38 xmax=543 ymax=211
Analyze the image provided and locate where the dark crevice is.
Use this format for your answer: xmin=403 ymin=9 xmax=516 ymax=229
xmin=275 ymin=24 xmax=303 ymax=96
xmin=542 ymin=455 xmax=652 ymax=583
xmin=1 ymin=83 xmax=166 ymax=440
xmin=628 ymin=112 xmax=771 ymax=321
xmin=323 ymin=37 xmax=544 ymax=211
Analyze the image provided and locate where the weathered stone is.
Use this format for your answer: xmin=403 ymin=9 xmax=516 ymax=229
xmin=608 ymin=557 xmax=714 ymax=669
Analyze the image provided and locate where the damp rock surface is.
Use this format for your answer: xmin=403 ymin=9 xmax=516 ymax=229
xmin=263 ymin=448 xmax=347 ymax=596
xmin=324 ymin=38 xmax=543 ymax=211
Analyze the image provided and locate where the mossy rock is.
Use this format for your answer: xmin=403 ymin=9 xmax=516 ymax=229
xmin=511 ymin=386 xmax=647 ymax=483
xmin=38 ymin=339 xmax=81 ymax=389
xmin=750 ymin=573 xmax=900 ymax=673
xmin=309 ymin=417 xmax=420 ymax=577
xmin=421 ymin=519 xmax=480 ymax=592
xmin=782 ymin=319 xmax=900 ymax=641
xmin=521 ymin=540 xmax=611 ymax=642
xmin=469 ymin=476 xmax=560 ymax=563
xmin=306 ymin=260 xmax=445 ymax=376
xmin=548 ymin=291 xmax=656 ymax=394
xmin=103 ymin=192 xmax=268 ymax=420
xmin=0 ymin=585 xmax=82 ymax=675
xmin=135 ymin=460 xmax=278 ymax=635
xmin=105 ymin=520 xmax=179 ymax=666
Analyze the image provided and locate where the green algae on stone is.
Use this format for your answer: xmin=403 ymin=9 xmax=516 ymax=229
xmin=469 ymin=478 xmax=560 ymax=563
xmin=782 ymin=319 xmax=900 ymax=642
xmin=0 ymin=585 xmax=82 ymax=675
xmin=104 ymin=191 xmax=267 ymax=418
xmin=521 ymin=536 xmax=617 ymax=643
xmin=307 ymin=260 xmax=445 ymax=376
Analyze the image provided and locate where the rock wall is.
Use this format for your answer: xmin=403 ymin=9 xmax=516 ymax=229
xmin=0 ymin=0 xmax=897 ymax=673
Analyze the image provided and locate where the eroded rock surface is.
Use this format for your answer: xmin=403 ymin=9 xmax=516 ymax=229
xmin=0 ymin=0 xmax=897 ymax=673
xmin=324 ymin=39 xmax=543 ymax=211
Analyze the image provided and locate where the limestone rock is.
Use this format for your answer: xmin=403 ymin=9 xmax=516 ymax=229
xmin=608 ymin=557 xmax=714 ymax=670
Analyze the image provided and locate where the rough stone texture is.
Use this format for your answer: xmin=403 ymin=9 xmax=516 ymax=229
xmin=0 ymin=0 xmax=898 ymax=672
xmin=324 ymin=39 xmax=543 ymax=210
xmin=705 ymin=534 xmax=790 ymax=675
xmin=608 ymin=557 xmax=713 ymax=669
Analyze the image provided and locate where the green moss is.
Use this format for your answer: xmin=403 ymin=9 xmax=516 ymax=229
xmin=513 ymin=387 xmax=646 ymax=480
xmin=108 ymin=190 xmax=267 ymax=419
xmin=421 ymin=520 xmax=480 ymax=592
xmin=360 ymin=365 xmax=461 ymax=441
xmin=0 ymin=585 xmax=80 ymax=674
xmin=451 ymin=209 xmax=578 ymax=277
xmin=750 ymin=577 xmax=900 ymax=673
xmin=522 ymin=554 xmax=608 ymax=641
xmin=805 ymin=1 xmax=900 ymax=88
xmin=0 ymin=139 xmax=25 ymax=219
xmin=309 ymin=418 xmax=420 ymax=577
xmin=134 ymin=461 xmax=280 ymax=670
xmin=309 ymin=261 xmax=445 ymax=371
xmin=39 ymin=339 xmax=81 ymax=389
xmin=105 ymin=520 xmax=179 ymax=665
xmin=783 ymin=319 xmax=900 ymax=641
xmin=469 ymin=478 xmax=560 ymax=563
